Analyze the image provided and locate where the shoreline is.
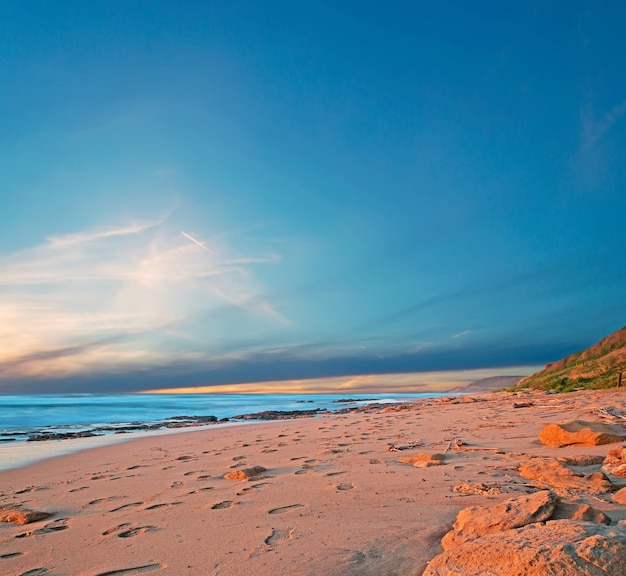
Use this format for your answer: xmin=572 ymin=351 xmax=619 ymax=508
xmin=0 ymin=393 xmax=450 ymax=473
xmin=0 ymin=420 xmax=260 ymax=473
xmin=2 ymin=388 xmax=625 ymax=575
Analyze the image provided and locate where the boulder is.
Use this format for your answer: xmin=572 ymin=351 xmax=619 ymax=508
xmin=424 ymin=520 xmax=626 ymax=576
xmin=612 ymin=486 xmax=626 ymax=505
xmin=440 ymin=490 xmax=558 ymax=550
xmin=519 ymin=458 xmax=613 ymax=493
xmin=602 ymin=445 xmax=626 ymax=476
xmin=539 ymin=420 xmax=626 ymax=447
xmin=550 ymin=501 xmax=611 ymax=524
xmin=399 ymin=453 xmax=445 ymax=467
xmin=0 ymin=507 xmax=53 ymax=524
xmin=223 ymin=465 xmax=267 ymax=480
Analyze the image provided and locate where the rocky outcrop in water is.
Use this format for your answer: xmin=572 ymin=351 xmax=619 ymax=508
xmin=232 ymin=409 xmax=327 ymax=420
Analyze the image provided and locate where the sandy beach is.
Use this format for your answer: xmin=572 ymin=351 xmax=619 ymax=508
xmin=2 ymin=387 xmax=626 ymax=576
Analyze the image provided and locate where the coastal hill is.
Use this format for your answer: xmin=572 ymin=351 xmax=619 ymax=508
xmin=448 ymin=376 xmax=524 ymax=393
xmin=515 ymin=325 xmax=626 ymax=392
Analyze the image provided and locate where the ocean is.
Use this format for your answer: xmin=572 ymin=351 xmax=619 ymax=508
xmin=0 ymin=392 xmax=444 ymax=471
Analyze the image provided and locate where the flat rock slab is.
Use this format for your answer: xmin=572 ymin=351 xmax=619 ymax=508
xmin=0 ymin=507 xmax=53 ymax=524
xmin=558 ymin=455 xmax=605 ymax=467
xmin=519 ymin=458 xmax=613 ymax=493
xmin=441 ymin=490 xmax=558 ymax=550
xmin=424 ymin=520 xmax=626 ymax=576
xmin=539 ymin=420 xmax=626 ymax=447
xmin=452 ymin=482 xmax=502 ymax=496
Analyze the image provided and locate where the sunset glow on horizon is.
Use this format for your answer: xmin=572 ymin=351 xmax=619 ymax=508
xmin=139 ymin=367 xmax=538 ymax=395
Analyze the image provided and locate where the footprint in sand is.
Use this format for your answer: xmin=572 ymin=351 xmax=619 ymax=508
xmin=95 ymin=564 xmax=164 ymax=576
xmin=109 ymin=502 xmax=143 ymax=513
xmin=15 ymin=486 xmax=48 ymax=494
xmin=264 ymin=528 xmax=294 ymax=546
xmin=1 ymin=552 xmax=23 ymax=559
xmin=15 ymin=519 xmax=68 ymax=539
xmin=239 ymin=482 xmax=269 ymax=494
xmin=117 ymin=526 xmax=158 ymax=538
xmin=103 ymin=523 xmax=131 ymax=535
xmin=211 ymin=500 xmax=234 ymax=510
xmin=88 ymin=496 xmax=121 ymax=506
xmin=268 ymin=504 xmax=304 ymax=515
xmin=144 ymin=502 xmax=182 ymax=511
xmin=103 ymin=524 xmax=158 ymax=538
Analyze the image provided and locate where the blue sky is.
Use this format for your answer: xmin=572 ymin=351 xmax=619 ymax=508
xmin=1 ymin=1 xmax=625 ymax=394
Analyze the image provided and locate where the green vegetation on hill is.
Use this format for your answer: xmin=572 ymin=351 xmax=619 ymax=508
xmin=515 ymin=326 xmax=626 ymax=392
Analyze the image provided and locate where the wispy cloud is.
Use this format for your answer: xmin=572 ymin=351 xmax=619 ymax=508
xmin=452 ymin=329 xmax=471 ymax=339
xmin=0 ymin=215 xmax=284 ymax=382
xmin=580 ymin=97 xmax=626 ymax=152
xmin=180 ymin=230 xmax=215 ymax=254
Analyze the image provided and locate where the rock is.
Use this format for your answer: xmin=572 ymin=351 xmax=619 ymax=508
xmin=519 ymin=458 xmax=613 ymax=493
xmin=399 ymin=453 xmax=445 ymax=467
xmin=513 ymin=402 xmax=534 ymax=408
xmin=539 ymin=420 xmax=626 ymax=447
xmin=27 ymin=431 xmax=101 ymax=442
xmin=223 ymin=466 xmax=267 ymax=480
xmin=550 ymin=501 xmax=611 ymax=524
xmin=557 ymin=455 xmax=606 ymax=467
xmin=612 ymin=487 xmax=626 ymax=505
xmin=424 ymin=520 xmax=626 ymax=576
xmin=0 ymin=507 xmax=53 ymax=524
xmin=602 ymin=445 xmax=626 ymax=476
xmin=232 ymin=409 xmax=325 ymax=420
xmin=440 ymin=490 xmax=558 ymax=550
xmin=452 ymin=482 xmax=502 ymax=496
xmin=381 ymin=404 xmax=412 ymax=413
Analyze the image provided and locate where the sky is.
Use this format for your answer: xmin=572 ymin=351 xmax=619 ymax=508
xmin=1 ymin=1 xmax=625 ymax=394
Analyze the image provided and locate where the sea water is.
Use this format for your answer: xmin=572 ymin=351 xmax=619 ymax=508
xmin=0 ymin=392 xmax=444 ymax=471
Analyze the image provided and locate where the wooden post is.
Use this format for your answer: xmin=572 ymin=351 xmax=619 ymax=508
xmin=618 ymin=371 xmax=623 ymax=388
